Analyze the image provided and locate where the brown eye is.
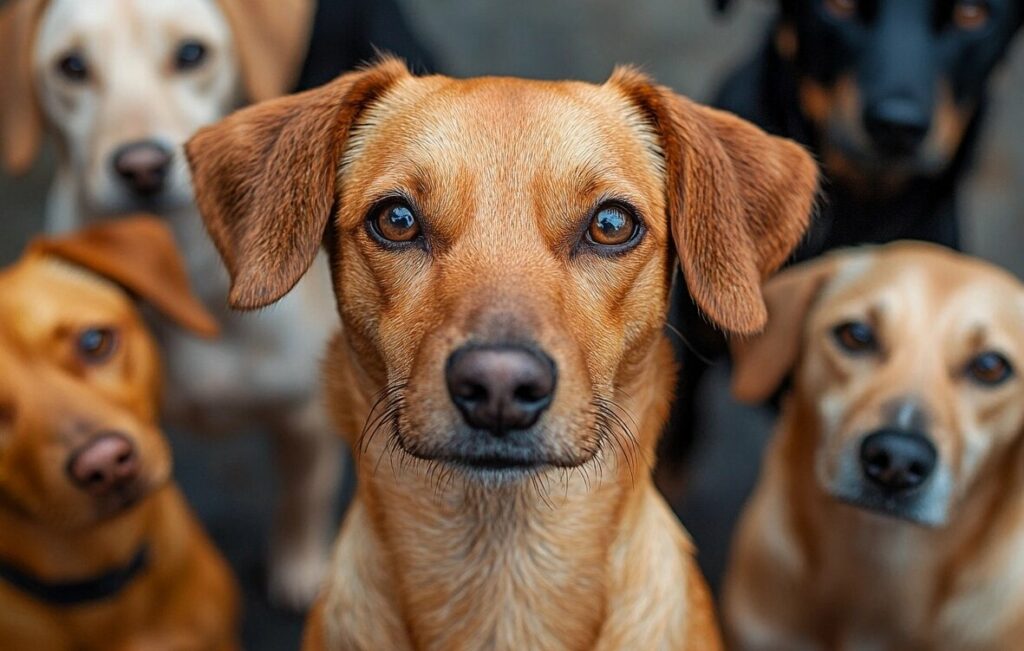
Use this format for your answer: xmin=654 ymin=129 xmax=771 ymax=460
xmin=833 ymin=321 xmax=877 ymax=354
xmin=370 ymin=201 xmax=422 ymax=244
xmin=953 ymin=0 xmax=990 ymax=30
xmin=824 ymin=0 xmax=858 ymax=19
xmin=56 ymin=51 xmax=89 ymax=82
xmin=76 ymin=327 xmax=118 ymax=364
xmin=587 ymin=204 xmax=640 ymax=248
xmin=967 ymin=351 xmax=1013 ymax=386
xmin=174 ymin=40 xmax=208 ymax=71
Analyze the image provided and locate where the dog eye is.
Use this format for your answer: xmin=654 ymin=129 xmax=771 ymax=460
xmin=174 ymin=40 xmax=208 ymax=71
xmin=967 ymin=351 xmax=1013 ymax=386
xmin=824 ymin=0 xmax=858 ymax=20
xmin=369 ymin=200 xmax=422 ymax=245
xmin=76 ymin=327 xmax=118 ymax=365
xmin=953 ymin=0 xmax=991 ymax=30
xmin=832 ymin=321 xmax=877 ymax=354
xmin=586 ymin=203 xmax=641 ymax=249
xmin=56 ymin=51 xmax=89 ymax=83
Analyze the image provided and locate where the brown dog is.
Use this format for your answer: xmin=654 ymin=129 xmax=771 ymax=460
xmin=185 ymin=58 xmax=818 ymax=650
xmin=0 ymin=217 xmax=239 ymax=650
xmin=724 ymin=242 xmax=1024 ymax=650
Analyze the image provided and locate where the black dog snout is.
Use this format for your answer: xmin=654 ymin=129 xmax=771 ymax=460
xmin=859 ymin=429 xmax=937 ymax=494
xmin=446 ymin=345 xmax=556 ymax=435
xmin=112 ymin=140 xmax=172 ymax=197
xmin=864 ymin=101 xmax=930 ymax=157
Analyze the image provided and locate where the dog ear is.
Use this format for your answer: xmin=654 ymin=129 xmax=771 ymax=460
xmin=29 ymin=216 xmax=219 ymax=338
xmin=185 ymin=58 xmax=408 ymax=310
xmin=730 ymin=256 xmax=838 ymax=403
xmin=0 ymin=0 xmax=46 ymax=175
xmin=217 ymin=0 xmax=315 ymax=101
xmin=611 ymin=68 xmax=819 ymax=335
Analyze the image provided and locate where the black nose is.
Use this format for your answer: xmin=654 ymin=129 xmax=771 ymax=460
xmin=863 ymin=102 xmax=930 ymax=156
xmin=860 ymin=429 xmax=937 ymax=494
xmin=446 ymin=345 xmax=556 ymax=435
xmin=112 ymin=141 xmax=172 ymax=196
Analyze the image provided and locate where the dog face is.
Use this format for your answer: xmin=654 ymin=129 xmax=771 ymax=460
xmin=0 ymin=0 xmax=312 ymax=216
xmin=0 ymin=218 xmax=216 ymax=529
xmin=733 ymin=243 xmax=1024 ymax=526
xmin=186 ymin=60 xmax=817 ymax=483
xmin=722 ymin=0 xmax=1023 ymax=184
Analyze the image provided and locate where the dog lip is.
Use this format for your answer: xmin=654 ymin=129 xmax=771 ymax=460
xmin=832 ymin=489 xmax=944 ymax=529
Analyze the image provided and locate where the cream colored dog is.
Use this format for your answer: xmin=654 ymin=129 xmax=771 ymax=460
xmin=725 ymin=243 xmax=1024 ymax=650
xmin=0 ymin=0 xmax=337 ymax=609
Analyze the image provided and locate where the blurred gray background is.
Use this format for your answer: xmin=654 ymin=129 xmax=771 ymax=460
xmin=2 ymin=0 xmax=1023 ymax=648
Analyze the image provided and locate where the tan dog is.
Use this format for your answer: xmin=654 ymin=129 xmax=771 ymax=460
xmin=724 ymin=242 xmax=1024 ymax=650
xmin=0 ymin=0 xmax=342 ymax=608
xmin=0 ymin=217 xmax=238 ymax=650
xmin=185 ymin=58 xmax=818 ymax=650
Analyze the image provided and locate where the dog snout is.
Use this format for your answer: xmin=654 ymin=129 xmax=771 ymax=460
xmin=112 ymin=141 xmax=172 ymax=197
xmin=859 ymin=428 xmax=937 ymax=495
xmin=863 ymin=101 xmax=930 ymax=157
xmin=67 ymin=433 xmax=140 ymax=496
xmin=446 ymin=345 xmax=556 ymax=435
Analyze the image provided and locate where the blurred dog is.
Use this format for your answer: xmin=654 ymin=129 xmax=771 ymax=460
xmin=185 ymin=58 xmax=818 ymax=650
xmin=661 ymin=0 xmax=1024 ymax=500
xmin=0 ymin=217 xmax=238 ymax=651
xmin=725 ymin=243 xmax=1024 ymax=650
xmin=0 ymin=0 xmax=343 ymax=608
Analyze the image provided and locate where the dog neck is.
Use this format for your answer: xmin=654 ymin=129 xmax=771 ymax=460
xmin=0 ymin=487 xmax=160 ymax=595
xmin=338 ymin=336 xmax=674 ymax=649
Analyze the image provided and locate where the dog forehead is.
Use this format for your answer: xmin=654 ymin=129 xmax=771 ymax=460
xmin=342 ymin=74 xmax=663 ymax=182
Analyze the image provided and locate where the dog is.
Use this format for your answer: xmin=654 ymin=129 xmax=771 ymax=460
xmin=724 ymin=242 xmax=1024 ymax=650
xmin=0 ymin=0 xmax=374 ymax=608
xmin=0 ymin=216 xmax=239 ymax=650
xmin=184 ymin=57 xmax=819 ymax=650
xmin=659 ymin=0 xmax=1024 ymax=502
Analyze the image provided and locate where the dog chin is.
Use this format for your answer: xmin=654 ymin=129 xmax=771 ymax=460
xmin=825 ymin=129 xmax=948 ymax=181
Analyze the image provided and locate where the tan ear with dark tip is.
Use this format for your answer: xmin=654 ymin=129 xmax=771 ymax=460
xmin=730 ymin=256 xmax=838 ymax=403
xmin=0 ymin=0 xmax=47 ymax=175
xmin=610 ymin=67 xmax=819 ymax=336
xmin=217 ymin=0 xmax=315 ymax=101
xmin=185 ymin=58 xmax=408 ymax=310
xmin=30 ymin=216 xmax=219 ymax=338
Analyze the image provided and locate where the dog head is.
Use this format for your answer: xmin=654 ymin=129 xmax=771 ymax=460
xmin=733 ymin=242 xmax=1024 ymax=527
xmin=186 ymin=59 xmax=817 ymax=483
xmin=0 ymin=217 xmax=216 ymax=529
xmin=0 ymin=0 xmax=312 ymax=216
xmin=717 ymin=0 xmax=1024 ymax=187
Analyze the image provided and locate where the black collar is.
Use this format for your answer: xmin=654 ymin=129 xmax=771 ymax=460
xmin=0 ymin=545 xmax=150 ymax=606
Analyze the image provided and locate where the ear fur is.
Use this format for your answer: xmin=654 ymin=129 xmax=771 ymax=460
xmin=611 ymin=67 xmax=819 ymax=335
xmin=217 ymin=0 xmax=315 ymax=101
xmin=185 ymin=58 xmax=408 ymax=310
xmin=730 ymin=255 xmax=838 ymax=403
xmin=0 ymin=0 xmax=46 ymax=175
xmin=30 ymin=216 xmax=219 ymax=337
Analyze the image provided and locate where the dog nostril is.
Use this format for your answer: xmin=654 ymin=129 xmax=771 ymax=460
xmin=446 ymin=345 xmax=557 ymax=435
xmin=67 ymin=433 xmax=140 ymax=496
xmin=112 ymin=141 xmax=172 ymax=197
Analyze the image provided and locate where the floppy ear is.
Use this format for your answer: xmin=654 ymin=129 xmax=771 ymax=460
xmin=185 ymin=58 xmax=408 ymax=310
xmin=29 ymin=216 xmax=219 ymax=338
xmin=730 ymin=256 xmax=838 ymax=403
xmin=217 ymin=0 xmax=315 ymax=101
xmin=612 ymin=68 xmax=819 ymax=335
xmin=0 ymin=0 xmax=46 ymax=175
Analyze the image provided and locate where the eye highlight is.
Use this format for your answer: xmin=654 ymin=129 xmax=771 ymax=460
xmin=832 ymin=321 xmax=878 ymax=354
xmin=966 ymin=351 xmax=1013 ymax=386
xmin=367 ymin=199 xmax=423 ymax=247
xmin=56 ymin=51 xmax=89 ymax=82
xmin=174 ymin=40 xmax=208 ymax=71
xmin=953 ymin=0 xmax=991 ymax=31
xmin=76 ymin=327 xmax=118 ymax=365
xmin=583 ymin=202 xmax=643 ymax=252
